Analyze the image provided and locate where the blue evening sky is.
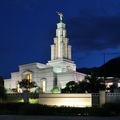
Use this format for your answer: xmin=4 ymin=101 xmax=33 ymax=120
xmin=1 ymin=0 xmax=120 ymax=78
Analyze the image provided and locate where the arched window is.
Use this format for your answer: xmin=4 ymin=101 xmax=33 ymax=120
xmin=22 ymin=70 xmax=33 ymax=82
xmin=26 ymin=74 xmax=32 ymax=82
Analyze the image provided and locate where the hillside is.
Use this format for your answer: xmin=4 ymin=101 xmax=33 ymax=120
xmin=77 ymin=57 xmax=120 ymax=77
xmin=76 ymin=67 xmax=97 ymax=74
xmin=96 ymin=57 xmax=120 ymax=77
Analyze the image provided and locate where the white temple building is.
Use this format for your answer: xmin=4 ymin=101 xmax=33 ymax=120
xmin=4 ymin=16 xmax=86 ymax=93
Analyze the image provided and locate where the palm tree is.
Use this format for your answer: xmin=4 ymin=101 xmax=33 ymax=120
xmin=76 ymin=81 xmax=89 ymax=93
xmin=18 ymin=79 xmax=37 ymax=92
xmin=61 ymin=72 xmax=106 ymax=93
xmin=84 ymin=72 xmax=106 ymax=93
xmin=18 ymin=79 xmax=37 ymax=103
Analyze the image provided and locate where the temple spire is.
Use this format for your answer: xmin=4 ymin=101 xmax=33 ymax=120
xmin=47 ymin=13 xmax=76 ymax=73
xmin=50 ymin=17 xmax=72 ymax=60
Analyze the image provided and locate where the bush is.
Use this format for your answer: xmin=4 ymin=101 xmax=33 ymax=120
xmin=0 ymin=103 xmax=26 ymax=114
xmin=0 ymin=103 xmax=120 ymax=116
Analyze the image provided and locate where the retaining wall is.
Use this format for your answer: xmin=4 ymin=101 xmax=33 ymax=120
xmin=39 ymin=93 xmax=92 ymax=107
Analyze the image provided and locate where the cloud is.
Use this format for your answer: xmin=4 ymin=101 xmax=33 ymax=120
xmin=66 ymin=15 xmax=120 ymax=52
xmin=65 ymin=1 xmax=120 ymax=52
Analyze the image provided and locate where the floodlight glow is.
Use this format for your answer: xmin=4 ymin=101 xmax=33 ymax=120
xmin=39 ymin=94 xmax=92 ymax=107
xmin=54 ymin=98 xmax=91 ymax=107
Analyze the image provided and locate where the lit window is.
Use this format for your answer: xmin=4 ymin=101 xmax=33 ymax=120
xmin=41 ymin=78 xmax=46 ymax=93
xmin=26 ymin=74 xmax=32 ymax=82
xmin=42 ymin=80 xmax=46 ymax=93
xmin=26 ymin=74 xmax=32 ymax=92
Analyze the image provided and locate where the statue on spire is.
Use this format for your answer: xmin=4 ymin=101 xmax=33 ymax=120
xmin=56 ymin=11 xmax=63 ymax=22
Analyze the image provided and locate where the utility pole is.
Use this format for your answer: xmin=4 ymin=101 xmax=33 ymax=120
xmin=103 ymin=52 xmax=106 ymax=85
xmin=102 ymin=52 xmax=120 ymax=86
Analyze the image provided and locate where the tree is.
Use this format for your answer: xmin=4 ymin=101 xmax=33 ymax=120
xmin=18 ymin=79 xmax=37 ymax=103
xmin=109 ymin=84 xmax=115 ymax=93
xmin=61 ymin=81 xmax=77 ymax=93
xmin=84 ymin=72 xmax=106 ymax=93
xmin=61 ymin=73 xmax=106 ymax=93
xmin=0 ymin=76 xmax=4 ymax=86
xmin=61 ymin=81 xmax=89 ymax=93
xmin=0 ymin=76 xmax=7 ymax=102
xmin=61 ymin=72 xmax=106 ymax=93
xmin=76 ymin=81 xmax=89 ymax=93
xmin=18 ymin=79 xmax=37 ymax=92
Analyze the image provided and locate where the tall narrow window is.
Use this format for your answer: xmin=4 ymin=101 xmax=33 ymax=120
xmin=41 ymin=78 xmax=46 ymax=93
xmin=26 ymin=74 xmax=32 ymax=92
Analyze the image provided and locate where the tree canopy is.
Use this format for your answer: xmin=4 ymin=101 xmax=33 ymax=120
xmin=84 ymin=72 xmax=106 ymax=93
xmin=61 ymin=81 xmax=88 ymax=93
xmin=0 ymin=76 xmax=7 ymax=102
xmin=0 ymin=76 xmax=4 ymax=86
xmin=18 ymin=79 xmax=37 ymax=91
xmin=61 ymin=72 xmax=106 ymax=93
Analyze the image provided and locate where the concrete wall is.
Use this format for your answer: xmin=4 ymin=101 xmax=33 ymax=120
xmin=11 ymin=72 xmax=21 ymax=89
xmin=4 ymin=79 xmax=11 ymax=89
xmin=57 ymin=71 xmax=86 ymax=89
xmin=39 ymin=93 xmax=92 ymax=107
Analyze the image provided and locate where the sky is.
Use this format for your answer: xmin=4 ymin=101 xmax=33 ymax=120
xmin=1 ymin=0 xmax=120 ymax=78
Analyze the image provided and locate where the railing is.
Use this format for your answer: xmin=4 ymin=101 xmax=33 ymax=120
xmin=7 ymin=93 xmax=39 ymax=98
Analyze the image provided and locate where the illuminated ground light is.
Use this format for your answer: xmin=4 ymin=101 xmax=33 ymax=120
xmin=50 ymin=98 xmax=91 ymax=107
xmin=15 ymin=98 xmax=39 ymax=103
xmin=39 ymin=94 xmax=92 ymax=107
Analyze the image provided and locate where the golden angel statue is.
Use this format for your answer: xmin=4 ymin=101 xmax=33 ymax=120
xmin=56 ymin=12 xmax=63 ymax=22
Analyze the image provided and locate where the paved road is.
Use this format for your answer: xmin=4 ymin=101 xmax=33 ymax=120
xmin=0 ymin=115 xmax=120 ymax=120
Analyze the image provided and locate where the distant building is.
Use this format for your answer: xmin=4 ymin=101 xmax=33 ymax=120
xmin=4 ymin=18 xmax=86 ymax=93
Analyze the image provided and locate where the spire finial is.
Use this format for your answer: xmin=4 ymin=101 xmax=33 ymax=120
xmin=56 ymin=11 xmax=63 ymax=22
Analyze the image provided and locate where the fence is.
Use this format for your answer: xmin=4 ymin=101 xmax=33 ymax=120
xmin=5 ymin=93 xmax=39 ymax=103
xmin=106 ymin=93 xmax=120 ymax=103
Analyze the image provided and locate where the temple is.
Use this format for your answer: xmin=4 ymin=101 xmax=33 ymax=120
xmin=4 ymin=15 xmax=86 ymax=93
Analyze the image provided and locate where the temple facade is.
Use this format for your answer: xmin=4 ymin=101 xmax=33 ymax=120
xmin=4 ymin=18 xmax=86 ymax=93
